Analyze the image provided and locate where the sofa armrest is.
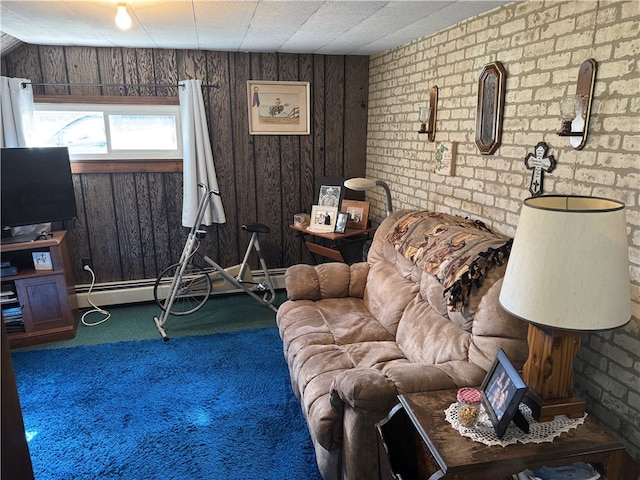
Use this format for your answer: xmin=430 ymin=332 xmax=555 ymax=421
xmin=330 ymin=361 xmax=487 ymax=413
xmin=285 ymin=262 xmax=369 ymax=301
xmin=383 ymin=361 xmax=487 ymax=393
xmin=330 ymin=368 xmax=397 ymax=413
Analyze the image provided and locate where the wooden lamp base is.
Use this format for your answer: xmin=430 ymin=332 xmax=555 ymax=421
xmin=522 ymin=323 xmax=586 ymax=422
xmin=523 ymin=390 xmax=586 ymax=423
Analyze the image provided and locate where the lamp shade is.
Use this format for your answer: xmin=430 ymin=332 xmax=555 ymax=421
xmin=343 ymin=177 xmax=377 ymax=191
xmin=499 ymin=195 xmax=630 ymax=331
xmin=343 ymin=177 xmax=393 ymax=217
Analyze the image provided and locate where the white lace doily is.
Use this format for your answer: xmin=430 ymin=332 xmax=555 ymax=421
xmin=444 ymin=402 xmax=587 ymax=447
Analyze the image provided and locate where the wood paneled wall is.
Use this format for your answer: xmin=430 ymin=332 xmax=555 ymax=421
xmin=1 ymin=46 xmax=369 ymax=284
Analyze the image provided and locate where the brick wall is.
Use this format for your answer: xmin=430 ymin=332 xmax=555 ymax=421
xmin=366 ymin=0 xmax=640 ymax=459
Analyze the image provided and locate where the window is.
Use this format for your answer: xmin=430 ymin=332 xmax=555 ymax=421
xmin=33 ymin=102 xmax=182 ymax=161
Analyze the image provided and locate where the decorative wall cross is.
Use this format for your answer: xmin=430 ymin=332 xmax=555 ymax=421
xmin=524 ymin=142 xmax=556 ymax=196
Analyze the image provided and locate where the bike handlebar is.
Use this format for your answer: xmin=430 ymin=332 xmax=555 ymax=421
xmin=197 ymin=182 xmax=220 ymax=196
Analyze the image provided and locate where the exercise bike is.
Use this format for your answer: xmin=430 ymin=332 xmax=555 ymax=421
xmin=153 ymin=183 xmax=277 ymax=340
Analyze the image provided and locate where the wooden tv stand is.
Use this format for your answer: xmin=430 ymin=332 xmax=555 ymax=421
xmin=1 ymin=231 xmax=78 ymax=348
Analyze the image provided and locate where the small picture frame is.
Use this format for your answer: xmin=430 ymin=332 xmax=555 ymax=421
xmin=480 ymin=349 xmax=529 ymax=438
xmin=293 ymin=213 xmax=310 ymax=227
xmin=309 ymin=205 xmax=338 ymax=233
xmin=435 ymin=141 xmax=456 ymax=176
xmin=32 ymin=251 xmax=53 ymax=270
xmin=334 ymin=212 xmax=349 ymax=233
xmin=318 ymin=185 xmax=342 ymax=208
xmin=341 ymin=200 xmax=369 ymax=230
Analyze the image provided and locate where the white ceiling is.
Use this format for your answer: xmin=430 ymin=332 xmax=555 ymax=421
xmin=0 ymin=1 xmax=509 ymax=56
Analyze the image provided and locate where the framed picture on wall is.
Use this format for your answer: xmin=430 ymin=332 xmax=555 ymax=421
xmin=247 ymin=81 xmax=310 ymax=135
xmin=435 ymin=141 xmax=456 ymax=176
xmin=341 ymin=200 xmax=369 ymax=230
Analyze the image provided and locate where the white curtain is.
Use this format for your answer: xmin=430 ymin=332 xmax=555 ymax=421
xmin=0 ymin=76 xmax=34 ymax=148
xmin=178 ymin=79 xmax=226 ymax=227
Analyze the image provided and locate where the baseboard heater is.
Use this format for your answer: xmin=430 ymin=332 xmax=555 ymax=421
xmin=75 ymin=268 xmax=287 ymax=309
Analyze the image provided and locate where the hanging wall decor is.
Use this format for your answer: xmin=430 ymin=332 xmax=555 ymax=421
xmin=434 ymin=141 xmax=456 ymax=176
xmin=524 ymin=142 xmax=556 ymax=196
xmin=556 ymin=59 xmax=598 ymax=150
xmin=417 ymin=85 xmax=438 ymax=142
xmin=247 ymin=81 xmax=310 ymax=135
xmin=475 ymin=61 xmax=507 ymax=155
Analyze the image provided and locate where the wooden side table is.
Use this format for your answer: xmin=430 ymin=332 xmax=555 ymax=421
xmin=377 ymin=389 xmax=639 ymax=480
xmin=289 ymin=224 xmax=376 ymax=264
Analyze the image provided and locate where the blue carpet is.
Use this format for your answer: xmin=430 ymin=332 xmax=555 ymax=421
xmin=11 ymin=328 xmax=321 ymax=480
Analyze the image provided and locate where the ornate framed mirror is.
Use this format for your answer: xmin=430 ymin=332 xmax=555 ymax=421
xmin=475 ymin=61 xmax=507 ymax=155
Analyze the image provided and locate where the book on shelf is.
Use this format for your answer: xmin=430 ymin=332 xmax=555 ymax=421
xmin=2 ymin=308 xmax=23 ymax=326
xmin=1 ymin=284 xmax=16 ymax=301
xmin=2 ymin=306 xmax=22 ymax=315
xmin=4 ymin=317 xmax=24 ymax=325
xmin=5 ymin=322 xmax=25 ymax=333
xmin=3 ymin=313 xmax=24 ymax=329
xmin=515 ymin=462 xmax=601 ymax=480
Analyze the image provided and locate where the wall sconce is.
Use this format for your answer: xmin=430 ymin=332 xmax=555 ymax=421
xmin=557 ymin=59 xmax=597 ymax=150
xmin=417 ymin=86 xmax=438 ymax=142
xmin=115 ymin=3 xmax=132 ymax=30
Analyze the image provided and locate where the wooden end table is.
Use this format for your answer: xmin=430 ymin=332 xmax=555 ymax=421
xmin=289 ymin=224 xmax=376 ymax=264
xmin=376 ymin=389 xmax=638 ymax=480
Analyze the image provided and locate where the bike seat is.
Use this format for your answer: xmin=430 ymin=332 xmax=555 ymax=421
xmin=243 ymin=223 xmax=270 ymax=234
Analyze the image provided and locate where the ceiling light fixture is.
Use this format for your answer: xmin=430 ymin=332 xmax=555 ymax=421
xmin=115 ymin=4 xmax=132 ymax=30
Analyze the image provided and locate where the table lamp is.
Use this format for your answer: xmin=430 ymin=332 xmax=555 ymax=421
xmin=499 ymin=195 xmax=631 ymax=421
xmin=343 ymin=178 xmax=393 ymax=217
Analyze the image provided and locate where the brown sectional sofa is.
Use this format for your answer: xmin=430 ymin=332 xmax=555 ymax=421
xmin=276 ymin=210 xmax=529 ymax=480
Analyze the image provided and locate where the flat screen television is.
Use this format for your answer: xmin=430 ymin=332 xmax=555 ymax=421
xmin=1 ymin=147 xmax=78 ymax=243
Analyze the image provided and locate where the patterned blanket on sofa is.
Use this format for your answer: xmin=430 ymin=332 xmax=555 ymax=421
xmin=387 ymin=211 xmax=512 ymax=309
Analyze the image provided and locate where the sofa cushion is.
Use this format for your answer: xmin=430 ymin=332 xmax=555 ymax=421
xmin=363 ymin=260 xmax=420 ymax=336
xmin=420 ymin=270 xmax=449 ymax=318
xmin=395 ymin=294 xmax=471 ymax=364
xmin=367 ymin=210 xmax=423 ymax=284
xmin=468 ymin=276 xmax=529 ymax=372
xmin=284 ymin=262 xmax=369 ymax=301
xmin=277 ymin=295 xmax=405 ymax=451
xmin=279 ymin=298 xmax=394 ymax=346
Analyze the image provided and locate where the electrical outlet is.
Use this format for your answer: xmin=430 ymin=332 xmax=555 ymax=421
xmin=81 ymin=258 xmax=93 ymax=272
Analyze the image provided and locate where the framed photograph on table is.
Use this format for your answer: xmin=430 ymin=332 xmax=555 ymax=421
xmin=341 ymin=200 xmax=369 ymax=230
xmin=247 ymin=81 xmax=310 ymax=135
xmin=334 ymin=212 xmax=349 ymax=234
xmin=309 ymin=205 xmax=338 ymax=233
xmin=480 ymin=349 xmax=529 ymax=438
xmin=318 ymin=185 xmax=342 ymax=208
